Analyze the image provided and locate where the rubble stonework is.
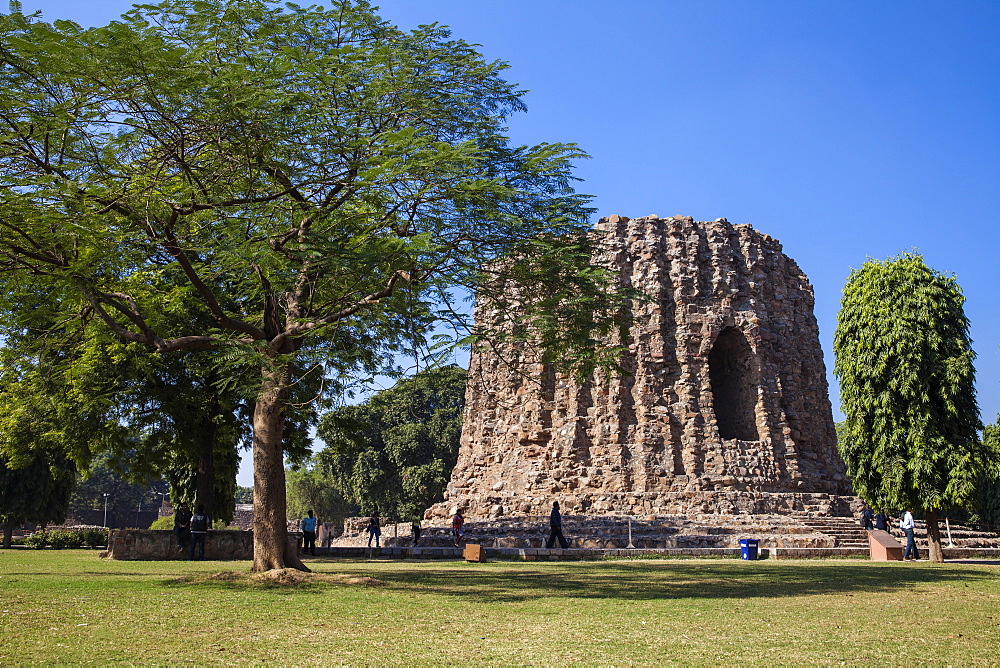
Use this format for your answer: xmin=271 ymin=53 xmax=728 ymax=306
xmin=428 ymin=215 xmax=853 ymax=522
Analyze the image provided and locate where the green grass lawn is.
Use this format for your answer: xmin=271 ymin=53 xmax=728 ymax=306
xmin=1 ymin=550 xmax=998 ymax=665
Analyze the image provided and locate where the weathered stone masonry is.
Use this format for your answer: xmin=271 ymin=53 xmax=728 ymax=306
xmin=428 ymin=215 xmax=853 ymax=522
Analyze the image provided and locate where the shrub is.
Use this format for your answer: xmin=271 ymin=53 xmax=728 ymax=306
xmin=149 ymin=515 xmax=174 ymax=530
xmin=25 ymin=530 xmax=50 ymax=549
xmin=48 ymin=529 xmax=84 ymax=549
xmin=22 ymin=528 xmax=106 ymax=548
xmin=80 ymin=528 xmax=109 ymax=547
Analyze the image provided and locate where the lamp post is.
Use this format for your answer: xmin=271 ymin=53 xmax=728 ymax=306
xmin=102 ymin=493 xmax=110 ymax=528
xmin=155 ymin=491 xmax=168 ymax=514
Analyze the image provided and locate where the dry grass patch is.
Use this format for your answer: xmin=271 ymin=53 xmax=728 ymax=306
xmin=170 ymin=567 xmax=386 ymax=588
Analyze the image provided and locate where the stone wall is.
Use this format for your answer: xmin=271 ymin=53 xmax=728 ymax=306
xmin=102 ymin=529 xmax=294 ymax=561
xmin=429 ymin=215 xmax=853 ymax=522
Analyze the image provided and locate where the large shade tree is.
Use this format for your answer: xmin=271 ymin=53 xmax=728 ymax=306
xmin=834 ymin=253 xmax=997 ymax=562
xmin=0 ymin=0 xmax=622 ymax=570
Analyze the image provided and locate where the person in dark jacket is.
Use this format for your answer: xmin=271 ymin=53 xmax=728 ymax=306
xmin=173 ymin=503 xmax=192 ymax=551
xmin=874 ymin=511 xmax=891 ymax=532
xmin=366 ymin=516 xmax=381 ymax=548
xmin=859 ymin=505 xmax=875 ymax=531
xmin=189 ymin=504 xmax=209 ymax=561
xmin=546 ymin=501 xmax=568 ymax=549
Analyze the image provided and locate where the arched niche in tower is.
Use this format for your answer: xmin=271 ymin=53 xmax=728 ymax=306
xmin=708 ymin=327 xmax=760 ymax=441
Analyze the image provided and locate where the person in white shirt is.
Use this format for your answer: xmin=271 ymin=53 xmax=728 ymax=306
xmin=900 ymin=510 xmax=919 ymax=560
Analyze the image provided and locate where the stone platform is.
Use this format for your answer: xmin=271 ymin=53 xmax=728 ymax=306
xmin=312 ymin=545 xmax=1000 ymax=561
xmin=428 ymin=490 xmax=859 ymax=523
xmin=333 ymin=505 xmax=1000 ymax=554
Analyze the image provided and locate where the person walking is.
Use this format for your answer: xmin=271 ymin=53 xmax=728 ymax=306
xmin=188 ymin=504 xmax=209 ymax=561
xmin=451 ymin=510 xmax=464 ymax=547
xmin=173 ymin=503 xmax=192 ymax=552
xmin=366 ymin=516 xmax=381 ymax=548
xmin=546 ymin=501 xmax=569 ymax=549
xmin=874 ymin=510 xmax=891 ymax=532
xmin=301 ymin=510 xmax=318 ymax=556
xmin=411 ymin=517 xmax=421 ymax=546
xmin=900 ymin=510 xmax=919 ymax=560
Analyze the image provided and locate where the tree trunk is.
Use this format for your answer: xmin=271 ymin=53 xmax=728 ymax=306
xmin=924 ymin=510 xmax=944 ymax=563
xmin=2 ymin=521 xmax=13 ymax=549
xmin=251 ymin=362 xmax=308 ymax=572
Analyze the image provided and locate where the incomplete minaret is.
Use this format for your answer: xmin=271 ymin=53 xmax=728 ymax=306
xmin=428 ymin=215 xmax=853 ymax=521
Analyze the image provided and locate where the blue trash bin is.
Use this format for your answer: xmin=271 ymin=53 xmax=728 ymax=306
xmin=739 ymin=538 xmax=759 ymax=561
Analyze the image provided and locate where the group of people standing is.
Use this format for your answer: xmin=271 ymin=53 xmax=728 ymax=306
xmin=172 ymin=503 xmax=210 ymax=560
xmin=364 ymin=516 xmax=421 ymax=548
xmin=860 ymin=505 xmax=920 ymax=560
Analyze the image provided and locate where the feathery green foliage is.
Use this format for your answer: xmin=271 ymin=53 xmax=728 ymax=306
xmin=0 ymin=0 xmax=623 ymax=569
xmin=285 ymin=456 xmax=351 ymax=525
xmin=977 ymin=417 xmax=1000 ymax=529
xmin=833 ymin=253 xmax=993 ymax=517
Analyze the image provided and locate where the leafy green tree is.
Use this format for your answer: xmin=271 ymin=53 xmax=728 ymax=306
xmin=286 ymin=457 xmax=350 ymax=527
xmin=0 ymin=0 xmax=622 ymax=571
xmin=0 ymin=448 xmax=77 ymax=548
xmin=978 ymin=418 xmax=1000 ymax=531
xmin=234 ymin=486 xmax=254 ymax=504
xmin=70 ymin=451 xmax=168 ymax=527
xmin=317 ymin=365 xmax=466 ymax=521
xmin=118 ymin=346 xmax=248 ymax=524
xmin=0 ymin=319 xmax=247 ymax=524
xmin=834 ymin=253 xmax=997 ymax=562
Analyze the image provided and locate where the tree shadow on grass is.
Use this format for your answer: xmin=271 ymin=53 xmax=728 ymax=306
xmin=342 ymin=561 xmax=998 ymax=604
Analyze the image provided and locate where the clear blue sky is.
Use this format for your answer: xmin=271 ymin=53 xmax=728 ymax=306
xmin=19 ymin=1 xmax=1000 ymax=486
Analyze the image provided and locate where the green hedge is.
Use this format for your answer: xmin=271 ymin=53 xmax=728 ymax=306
xmin=150 ymin=514 xmax=240 ymax=531
xmin=25 ymin=528 xmax=109 ymax=549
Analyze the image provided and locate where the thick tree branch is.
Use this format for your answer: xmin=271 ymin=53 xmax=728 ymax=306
xmin=270 ymin=269 xmax=411 ymax=352
xmin=159 ymin=228 xmax=266 ymax=340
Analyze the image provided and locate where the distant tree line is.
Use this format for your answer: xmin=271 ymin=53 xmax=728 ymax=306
xmin=286 ymin=365 xmax=467 ymax=524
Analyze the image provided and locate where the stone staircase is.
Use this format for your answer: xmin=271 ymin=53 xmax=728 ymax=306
xmin=789 ymin=513 xmax=869 ymax=548
xmin=335 ymin=513 xmax=850 ymax=550
xmin=331 ymin=513 xmax=1000 ymax=553
xmin=909 ymin=520 xmax=1000 ymax=549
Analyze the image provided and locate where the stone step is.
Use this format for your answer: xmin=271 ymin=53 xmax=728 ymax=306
xmin=331 ymin=514 xmax=1000 ymax=551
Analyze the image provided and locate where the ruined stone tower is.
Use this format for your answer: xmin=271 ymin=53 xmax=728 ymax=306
xmin=428 ymin=215 xmax=853 ymax=522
